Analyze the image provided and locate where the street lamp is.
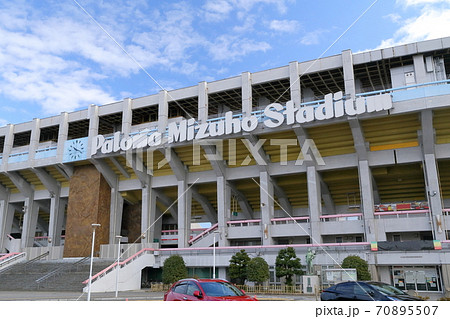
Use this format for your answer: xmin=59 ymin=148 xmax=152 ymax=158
xmin=212 ymin=231 xmax=219 ymax=279
xmin=87 ymin=223 xmax=101 ymax=301
xmin=115 ymin=235 xmax=122 ymax=298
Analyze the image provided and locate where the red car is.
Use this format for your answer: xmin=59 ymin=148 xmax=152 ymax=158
xmin=164 ymin=278 xmax=258 ymax=301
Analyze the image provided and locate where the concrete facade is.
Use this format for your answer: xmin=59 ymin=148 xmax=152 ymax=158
xmin=1 ymin=37 xmax=450 ymax=295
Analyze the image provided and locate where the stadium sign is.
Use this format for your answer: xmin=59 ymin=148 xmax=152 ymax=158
xmin=92 ymin=91 xmax=392 ymax=155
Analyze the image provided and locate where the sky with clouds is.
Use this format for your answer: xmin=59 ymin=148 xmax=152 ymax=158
xmin=0 ymin=0 xmax=449 ymax=126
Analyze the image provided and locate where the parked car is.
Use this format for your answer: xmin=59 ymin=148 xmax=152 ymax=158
xmin=164 ymin=278 xmax=258 ymax=301
xmin=321 ymin=281 xmax=423 ymax=301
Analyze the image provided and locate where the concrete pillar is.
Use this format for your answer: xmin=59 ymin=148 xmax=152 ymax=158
xmin=48 ymin=196 xmax=66 ymax=247
xmin=260 ymin=171 xmax=274 ymax=245
xmin=109 ymin=186 xmax=124 ymax=244
xmin=198 ymin=81 xmax=208 ymax=124
xmin=289 ymin=61 xmax=301 ymax=108
xmin=1 ymin=124 xmax=14 ymax=172
xmin=122 ymin=98 xmax=133 ymax=137
xmin=87 ymin=104 xmax=99 ymax=159
xmin=420 ymin=109 xmax=446 ymax=241
xmin=21 ymin=197 xmax=39 ymax=249
xmin=0 ymin=193 xmax=15 ymax=252
xmin=56 ymin=112 xmax=69 ymax=163
xmin=141 ymin=184 xmax=157 ymax=244
xmin=177 ymin=180 xmax=191 ymax=248
xmin=307 ymin=166 xmax=321 ymax=244
xmin=153 ymin=207 xmax=163 ymax=244
xmin=28 ymin=118 xmax=41 ymax=166
xmin=217 ymin=176 xmax=230 ymax=247
xmin=342 ymin=49 xmax=356 ymax=98
xmin=424 ymin=153 xmax=446 ymax=241
xmin=241 ymin=72 xmax=252 ymax=117
xmin=359 ymin=160 xmax=385 ymax=241
xmin=158 ymin=90 xmax=168 ymax=134
xmin=441 ymin=264 xmax=450 ymax=297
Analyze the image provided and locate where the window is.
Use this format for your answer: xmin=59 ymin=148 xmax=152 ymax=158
xmin=186 ymin=282 xmax=200 ymax=296
xmin=335 ymin=282 xmax=354 ymax=294
xmin=172 ymin=282 xmax=188 ymax=294
xmin=336 ymin=236 xmax=343 ymax=243
xmin=393 ymin=234 xmax=401 ymax=242
xmin=353 ymin=284 xmax=371 ymax=296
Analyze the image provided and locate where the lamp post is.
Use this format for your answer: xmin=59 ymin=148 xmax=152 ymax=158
xmin=115 ymin=235 xmax=122 ymax=298
xmin=212 ymin=231 xmax=219 ymax=279
xmin=87 ymin=223 xmax=101 ymax=301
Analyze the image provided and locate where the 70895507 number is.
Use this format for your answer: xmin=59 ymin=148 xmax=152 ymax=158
xmin=376 ymin=305 xmax=438 ymax=316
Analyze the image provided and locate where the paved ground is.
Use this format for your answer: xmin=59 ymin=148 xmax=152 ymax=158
xmin=0 ymin=290 xmax=318 ymax=301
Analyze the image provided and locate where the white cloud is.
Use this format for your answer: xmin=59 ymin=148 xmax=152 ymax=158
xmin=398 ymin=0 xmax=449 ymax=6
xmin=300 ymin=30 xmax=327 ymax=46
xmin=377 ymin=5 xmax=450 ymax=48
xmin=202 ymin=0 xmax=234 ymax=21
xmin=269 ymin=19 xmax=300 ymax=33
xmin=209 ymin=35 xmax=271 ymax=61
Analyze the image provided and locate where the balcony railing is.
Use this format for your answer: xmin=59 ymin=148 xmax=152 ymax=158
xmin=374 ymin=210 xmax=430 ymax=219
xmin=320 ymin=213 xmax=363 ymax=222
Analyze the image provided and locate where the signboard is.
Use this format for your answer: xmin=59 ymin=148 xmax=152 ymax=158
xmin=91 ymin=91 xmax=393 ymax=156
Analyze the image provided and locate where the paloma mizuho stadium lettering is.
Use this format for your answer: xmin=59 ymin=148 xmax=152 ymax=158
xmin=91 ymin=91 xmax=392 ymax=156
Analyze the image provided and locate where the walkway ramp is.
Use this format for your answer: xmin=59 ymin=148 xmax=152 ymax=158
xmin=84 ymin=248 xmax=156 ymax=293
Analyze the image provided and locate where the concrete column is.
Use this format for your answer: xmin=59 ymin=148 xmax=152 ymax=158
xmin=158 ymin=90 xmax=168 ymax=134
xmin=289 ymin=61 xmax=301 ymax=108
xmin=441 ymin=264 xmax=450 ymax=297
xmin=109 ymin=186 xmax=124 ymax=244
xmin=358 ymin=160 xmax=385 ymax=242
xmin=0 ymin=188 xmax=14 ymax=251
xmin=141 ymin=184 xmax=157 ymax=244
xmin=217 ymin=176 xmax=230 ymax=247
xmin=21 ymin=197 xmax=39 ymax=249
xmin=177 ymin=180 xmax=191 ymax=248
xmin=47 ymin=195 xmax=64 ymax=247
xmin=122 ymin=98 xmax=133 ymax=137
xmin=420 ymin=109 xmax=446 ymax=241
xmin=241 ymin=72 xmax=252 ymax=117
xmin=87 ymin=104 xmax=99 ymax=159
xmin=153 ymin=207 xmax=163 ymax=244
xmin=28 ymin=118 xmax=41 ymax=165
xmin=307 ymin=166 xmax=321 ymax=244
xmin=342 ymin=49 xmax=356 ymax=98
xmin=198 ymin=81 xmax=208 ymax=124
xmin=1 ymin=124 xmax=14 ymax=172
xmin=424 ymin=153 xmax=446 ymax=241
xmin=56 ymin=112 xmax=69 ymax=163
xmin=260 ymin=171 xmax=274 ymax=245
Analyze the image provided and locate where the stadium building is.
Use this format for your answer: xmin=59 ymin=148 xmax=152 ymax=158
xmin=1 ymin=37 xmax=450 ymax=296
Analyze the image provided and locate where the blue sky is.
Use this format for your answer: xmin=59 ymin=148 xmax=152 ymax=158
xmin=0 ymin=0 xmax=449 ymax=126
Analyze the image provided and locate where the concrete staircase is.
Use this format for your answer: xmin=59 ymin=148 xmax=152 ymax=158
xmin=0 ymin=258 xmax=115 ymax=292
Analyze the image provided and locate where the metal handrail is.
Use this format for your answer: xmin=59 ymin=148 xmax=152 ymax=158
xmin=0 ymin=252 xmax=26 ymax=274
xmin=35 ymin=256 xmax=90 ymax=287
xmin=188 ymin=223 xmax=218 ymax=244
xmin=82 ymin=248 xmax=156 ymax=285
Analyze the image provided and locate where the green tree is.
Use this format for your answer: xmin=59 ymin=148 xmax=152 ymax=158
xmin=162 ymin=255 xmax=188 ymax=284
xmin=228 ymin=249 xmax=250 ymax=284
xmin=275 ymin=247 xmax=303 ymax=286
xmin=341 ymin=255 xmax=371 ymax=281
xmin=247 ymin=257 xmax=270 ymax=286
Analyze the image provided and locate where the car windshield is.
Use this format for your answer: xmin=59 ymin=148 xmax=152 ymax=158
xmin=199 ymin=281 xmax=245 ymax=297
xmin=369 ymin=282 xmax=407 ymax=296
